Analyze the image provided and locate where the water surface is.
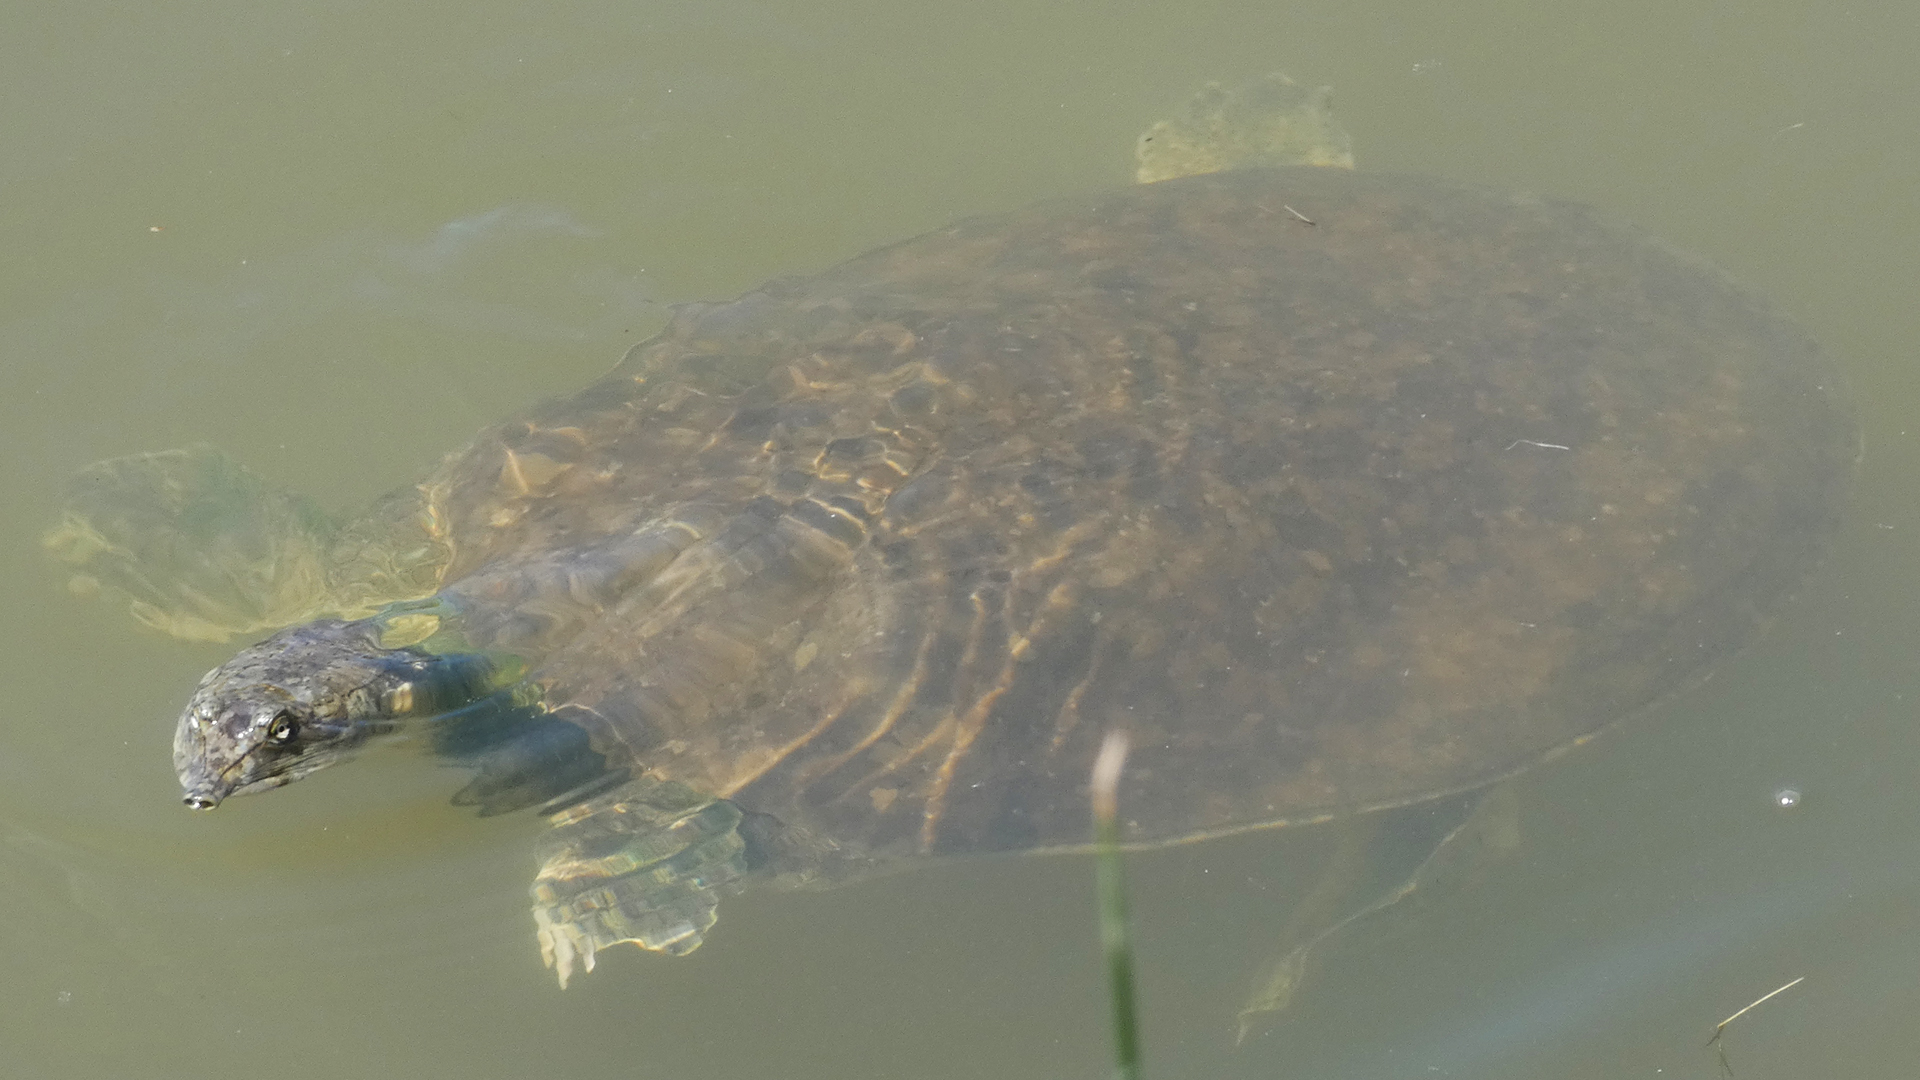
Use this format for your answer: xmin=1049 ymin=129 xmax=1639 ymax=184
xmin=4 ymin=2 xmax=1919 ymax=1077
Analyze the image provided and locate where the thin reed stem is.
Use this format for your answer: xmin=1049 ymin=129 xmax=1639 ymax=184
xmin=1092 ymin=731 xmax=1142 ymax=1080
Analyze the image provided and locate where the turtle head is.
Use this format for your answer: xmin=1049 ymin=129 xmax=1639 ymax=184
xmin=174 ymin=617 xmax=490 ymax=808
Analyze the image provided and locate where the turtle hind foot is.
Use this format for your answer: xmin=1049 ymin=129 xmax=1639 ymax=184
xmin=1135 ymin=72 xmax=1356 ymax=184
xmin=530 ymin=777 xmax=754 ymax=987
xmin=1234 ymin=787 xmax=1522 ymax=1041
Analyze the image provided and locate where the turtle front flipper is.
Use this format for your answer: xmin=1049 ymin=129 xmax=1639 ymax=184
xmin=45 ymin=445 xmax=450 ymax=642
xmin=530 ymin=777 xmax=756 ymax=988
xmin=45 ymin=446 xmax=343 ymax=642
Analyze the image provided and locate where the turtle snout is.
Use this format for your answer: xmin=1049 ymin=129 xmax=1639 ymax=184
xmin=178 ymin=769 xmax=230 ymax=809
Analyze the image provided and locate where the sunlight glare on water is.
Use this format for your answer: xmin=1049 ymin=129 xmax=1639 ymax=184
xmin=3 ymin=2 xmax=1919 ymax=1078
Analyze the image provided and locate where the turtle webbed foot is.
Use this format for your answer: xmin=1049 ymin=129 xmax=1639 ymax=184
xmin=530 ymin=778 xmax=753 ymax=987
xmin=44 ymin=445 xmax=338 ymax=642
xmin=1135 ymin=72 xmax=1356 ymax=184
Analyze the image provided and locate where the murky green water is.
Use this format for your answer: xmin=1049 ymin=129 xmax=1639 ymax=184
xmin=4 ymin=2 xmax=1918 ymax=1077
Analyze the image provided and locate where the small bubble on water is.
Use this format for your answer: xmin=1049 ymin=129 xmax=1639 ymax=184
xmin=56 ymin=990 xmax=72 ymax=1005
xmin=1773 ymin=787 xmax=1803 ymax=810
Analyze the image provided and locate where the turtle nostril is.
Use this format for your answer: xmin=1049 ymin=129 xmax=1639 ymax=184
xmin=183 ymin=795 xmax=219 ymax=810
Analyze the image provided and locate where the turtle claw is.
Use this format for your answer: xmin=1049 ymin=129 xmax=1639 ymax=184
xmin=530 ymin=777 xmax=753 ymax=987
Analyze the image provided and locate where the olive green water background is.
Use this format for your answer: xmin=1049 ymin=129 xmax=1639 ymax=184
xmin=4 ymin=2 xmax=1918 ymax=1077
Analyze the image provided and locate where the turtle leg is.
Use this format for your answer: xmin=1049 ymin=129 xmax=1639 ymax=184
xmin=435 ymin=700 xmax=628 ymax=816
xmin=1235 ymin=786 xmax=1523 ymax=1042
xmin=1234 ymin=809 xmax=1385 ymax=1026
xmin=529 ymin=776 xmax=757 ymax=988
xmin=43 ymin=445 xmax=340 ymax=642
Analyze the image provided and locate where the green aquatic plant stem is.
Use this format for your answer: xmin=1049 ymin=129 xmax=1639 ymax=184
xmin=1092 ymin=731 xmax=1142 ymax=1080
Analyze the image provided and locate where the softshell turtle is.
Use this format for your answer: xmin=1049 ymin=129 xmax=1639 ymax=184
xmin=46 ymin=75 xmax=1855 ymax=989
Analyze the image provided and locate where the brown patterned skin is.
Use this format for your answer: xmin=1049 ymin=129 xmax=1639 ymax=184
xmin=249 ymin=164 xmax=1849 ymax=864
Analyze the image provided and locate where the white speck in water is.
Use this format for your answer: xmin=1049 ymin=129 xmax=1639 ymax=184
xmin=1773 ymin=787 xmax=1803 ymax=810
xmin=56 ymin=991 xmax=72 ymax=1004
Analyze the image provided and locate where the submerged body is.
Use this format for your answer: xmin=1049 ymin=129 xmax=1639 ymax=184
xmin=55 ymin=162 xmax=1854 ymax=983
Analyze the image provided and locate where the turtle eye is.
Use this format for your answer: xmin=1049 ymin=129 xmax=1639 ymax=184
xmin=266 ymin=712 xmax=301 ymax=746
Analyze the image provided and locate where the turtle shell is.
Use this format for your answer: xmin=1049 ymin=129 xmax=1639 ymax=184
xmin=357 ymin=166 xmax=1856 ymax=858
